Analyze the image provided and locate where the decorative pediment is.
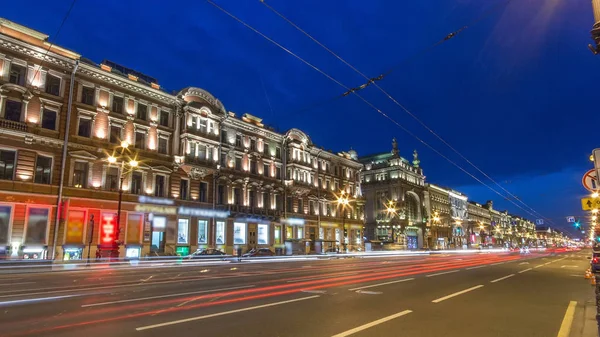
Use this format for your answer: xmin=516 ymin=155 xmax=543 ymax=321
xmin=180 ymin=165 xmax=209 ymax=180
xmin=69 ymin=150 xmax=97 ymax=160
xmin=151 ymin=165 xmax=173 ymax=174
xmin=0 ymin=83 xmax=33 ymax=100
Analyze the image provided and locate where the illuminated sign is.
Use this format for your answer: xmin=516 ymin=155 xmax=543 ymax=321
xmin=135 ymin=204 xmax=177 ymax=215
xmin=282 ymin=218 xmax=305 ymax=226
xmin=177 ymin=207 xmax=229 ymax=219
xmin=100 ymin=214 xmax=116 ymax=244
xmin=138 ymin=196 xmax=175 ymax=205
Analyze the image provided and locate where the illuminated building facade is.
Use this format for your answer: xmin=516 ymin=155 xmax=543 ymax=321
xmin=0 ymin=18 xmax=363 ymax=260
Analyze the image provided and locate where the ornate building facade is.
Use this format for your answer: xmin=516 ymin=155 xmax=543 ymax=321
xmin=0 ymin=19 xmax=363 ymax=260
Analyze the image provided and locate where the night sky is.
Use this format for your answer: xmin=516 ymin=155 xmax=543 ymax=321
xmin=3 ymin=0 xmax=598 ymax=235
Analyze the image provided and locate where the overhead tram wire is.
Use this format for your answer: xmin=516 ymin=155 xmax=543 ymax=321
xmin=272 ymin=1 xmax=510 ymax=118
xmin=27 ymin=0 xmax=79 ymax=87
xmin=259 ymin=0 xmax=554 ymax=225
xmin=205 ymin=0 xmax=550 ymax=223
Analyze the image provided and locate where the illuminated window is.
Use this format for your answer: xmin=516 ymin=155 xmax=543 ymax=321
xmin=215 ymin=221 xmax=225 ymax=245
xmin=233 ymin=222 xmax=246 ymax=244
xmin=45 ymin=74 xmax=61 ymax=96
xmin=9 ymin=64 xmax=26 ymax=86
xmin=177 ymin=219 xmax=189 ymax=244
xmin=0 ymin=151 xmax=15 ymax=181
xmin=257 ymin=224 xmax=268 ymax=244
xmin=274 ymin=225 xmax=281 ymax=245
xmin=34 ymin=155 xmax=52 ymax=184
xmin=198 ymin=220 xmax=208 ymax=244
xmin=25 ymin=207 xmax=49 ymax=244
xmin=73 ymin=162 xmax=88 ymax=188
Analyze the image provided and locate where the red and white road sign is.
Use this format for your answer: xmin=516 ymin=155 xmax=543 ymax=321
xmin=582 ymin=169 xmax=598 ymax=192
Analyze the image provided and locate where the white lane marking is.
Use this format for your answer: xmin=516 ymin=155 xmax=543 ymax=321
xmin=0 ymin=281 xmax=35 ymax=286
xmin=544 ymin=262 xmax=552 ymax=265
xmin=431 ymin=285 xmax=484 ymax=303
xmin=518 ymin=262 xmax=530 ymax=265
xmin=81 ymin=285 xmax=255 ymax=307
xmin=301 ymin=290 xmax=327 ymax=294
xmin=426 ymin=270 xmax=460 ymax=278
xmin=330 ymin=310 xmax=412 ymax=337
xmin=466 ymin=265 xmax=487 ymax=270
xmin=0 ymin=294 xmax=79 ymax=307
xmin=355 ymin=290 xmax=382 ymax=295
xmin=348 ymin=278 xmax=415 ymax=291
xmin=490 ymin=274 xmax=515 ymax=283
xmin=556 ymin=301 xmax=577 ymax=337
xmin=534 ymin=265 xmax=544 ymax=269
xmin=518 ymin=268 xmax=533 ymax=274
xmin=135 ymin=295 xmax=320 ymax=331
xmin=490 ymin=262 xmax=505 ymax=266
xmin=286 ymin=273 xmax=359 ymax=283
xmin=560 ymin=265 xmax=578 ymax=269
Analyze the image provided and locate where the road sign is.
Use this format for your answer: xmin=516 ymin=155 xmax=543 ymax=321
xmin=566 ymin=216 xmax=576 ymax=223
xmin=582 ymin=169 xmax=599 ymax=192
xmin=581 ymin=197 xmax=600 ymax=210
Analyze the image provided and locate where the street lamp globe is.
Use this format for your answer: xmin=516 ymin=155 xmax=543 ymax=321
xmin=593 ymin=192 xmax=599 ymax=198
xmin=129 ymin=160 xmax=138 ymax=167
xmin=121 ymin=140 xmax=130 ymax=149
xmin=107 ymin=156 xmax=117 ymax=164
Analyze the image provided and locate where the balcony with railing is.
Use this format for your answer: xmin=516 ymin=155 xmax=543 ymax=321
xmin=0 ymin=118 xmax=28 ymax=132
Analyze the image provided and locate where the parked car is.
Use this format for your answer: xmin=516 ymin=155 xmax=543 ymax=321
xmin=242 ymin=248 xmax=274 ymax=257
xmin=590 ymin=250 xmax=600 ymax=273
xmin=188 ymin=248 xmax=226 ymax=259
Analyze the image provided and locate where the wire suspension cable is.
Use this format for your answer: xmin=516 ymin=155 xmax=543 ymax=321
xmin=259 ymin=0 xmax=552 ymax=225
xmin=27 ymin=0 xmax=79 ymax=87
xmin=206 ymin=0 xmax=550 ymax=224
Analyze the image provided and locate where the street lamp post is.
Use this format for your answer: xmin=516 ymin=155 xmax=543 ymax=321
xmin=337 ymin=190 xmax=350 ymax=253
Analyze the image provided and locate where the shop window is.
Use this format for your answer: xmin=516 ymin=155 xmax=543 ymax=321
xmin=81 ymin=86 xmax=95 ymax=105
xmin=0 ymin=151 xmax=15 ymax=181
xmin=126 ymin=213 xmax=142 ymax=244
xmin=154 ymin=175 xmax=165 ymax=197
xmin=4 ymin=100 xmax=22 ymax=122
xmin=233 ymin=222 xmax=247 ymax=244
xmin=286 ymin=226 xmax=293 ymax=240
xmin=198 ymin=220 xmax=208 ymax=244
xmin=65 ymin=210 xmax=86 ymax=244
xmin=257 ymin=224 xmax=268 ymax=245
xmin=274 ymin=225 xmax=281 ymax=245
xmin=34 ymin=155 xmax=52 ymax=184
xmin=177 ymin=218 xmax=189 ymax=244
xmin=112 ymin=96 xmax=124 ymax=114
xmin=45 ymin=74 xmax=61 ymax=96
xmin=199 ymin=182 xmax=208 ymax=202
xmin=9 ymin=63 xmax=26 ymax=86
xmin=130 ymin=172 xmax=143 ymax=194
xmin=297 ymin=227 xmax=304 ymax=239
xmin=137 ymin=103 xmax=147 ymax=120
xmin=73 ymin=162 xmax=88 ymax=188
xmin=215 ymin=221 xmax=225 ymax=245
xmin=0 ymin=205 xmax=12 ymax=245
xmin=180 ymin=179 xmax=189 ymax=200
xmin=77 ymin=118 xmax=91 ymax=137
xmin=41 ymin=109 xmax=57 ymax=130
xmin=25 ymin=207 xmax=49 ymax=244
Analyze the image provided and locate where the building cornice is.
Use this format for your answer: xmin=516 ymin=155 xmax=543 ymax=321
xmin=0 ymin=34 xmax=77 ymax=70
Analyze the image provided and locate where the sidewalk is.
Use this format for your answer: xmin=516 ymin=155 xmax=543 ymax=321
xmin=571 ymin=297 xmax=600 ymax=337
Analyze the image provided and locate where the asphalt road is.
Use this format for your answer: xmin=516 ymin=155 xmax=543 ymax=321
xmin=0 ymin=250 xmax=593 ymax=337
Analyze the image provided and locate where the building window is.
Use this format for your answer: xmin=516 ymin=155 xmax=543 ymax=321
xmin=199 ymin=182 xmax=208 ymax=202
xmin=275 ymin=147 xmax=281 ymax=159
xmin=81 ymin=86 xmax=95 ymax=105
xmin=189 ymin=142 xmax=196 ymax=157
xmin=137 ymin=103 xmax=147 ymax=120
xmin=159 ymin=110 xmax=169 ymax=127
xmin=41 ymin=109 xmax=57 ymax=130
xmin=34 ymin=155 xmax=52 ymax=184
xmin=158 ymin=137 xmax=168 ymax=154
xmin=286 ymin=196 xmax=292 ymax=213
xmin=130 ymin=172 xmax=143 ymax=194
xmin=109 ymin=125 xmax=121 ymax=144
xmin=235 ymin=157 xmax=241 ymax=170
xmin=45 ymin=74 xmax=61 ymax=96
xmin=4 ymin=100 xmax=22 ymax=122
xmin=263 ymin=192 xmax=269 ymax=209
xmin=233 ymin=188 xmax=241 ymax=206
xmin=276 ymin=167 xmax=281 ymax=180
xmin=263 ymin=144 xmax=269 ymax=156
xmin=9 ymin=64 xmax=26 ymax=86
xmin=250 ymin=139 xmax=256 ymax=151
xmin=263 ymin=163 xmax=269 ymax=177
xmin=0 ymin=151 xmax=15 ymax=180
xmin=199 ymin=118 xmax=207 ymax=133
xmin=78 ymin=118 xmax=91 ymax=137
xmin=250 ymin=160 xmax=257 ymax=174
xmin=105 ymin=167 xmax=119 ymax=191
xmin=112 ymin=96 xmax=124 ymax=114
xmin=217 ymin=185 xmax=225 ymax=205
xmin=221 ymin=130 xmax=228 ymax=143
xmin=154 ymin=175 xmax=165 ymax=197
xmin=191 ymin=116 xmax=198 ymax=130
xmin=135 ymin=131 xmax=146 ymax=150
xmin=180 ymin=179 xmax=189 ymax=200
xmin=249 ymin=190 xmax=256 ymax=207
xmin=298 ymin=198 xmax=303 ymax=213
xmin=73 ymin=162 xmax=88 ymax=188
xmin=235 ymin=134 xmax=242 ymax=147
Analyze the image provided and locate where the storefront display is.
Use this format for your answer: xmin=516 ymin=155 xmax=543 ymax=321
xmin=257 ymin=224 xmax=268 ymax=245
xmin=65 ymin=210 xmax=86 ymax=244
xmin=215 ymin=221 xmax=225 ymax=245
xmin=22 ymin=247 xmax=45 ymax=259
xmin=127 ymin=214 xmax=143 ymax=244
xmin=0 ymin=205 xmax=12 ymax=245
xmin=286 ymin=226 xmax=293 ymax=240
xmin=25 ymin=207 xmax=49 ymax=244
xmin=319 ymin=227 xmax=324 ymax=240
xmin=126 ymin=246 xmax=141 ymax=259
xmin=177 ymin=219 xmax=189 ymax=244
xmin=198 ymin=220 xmax=208 ymax=244
xmin=297 ymin=227 xmax=304 ymax=240
xmin=274 ymin=225 xmax=281 ymax=245
xmin=63 ymin=247 xmax=83 ymax=260
xmin=233 ymin=222 xmax=246 ymax=244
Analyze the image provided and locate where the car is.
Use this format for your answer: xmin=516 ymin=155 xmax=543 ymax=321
xmin=590 ymin=250 xmax=600 ymax=273
xmin=188 ymin=248 xmax=226 ymax=259
xmin=242 ymin=248 xmax=275 ymax=257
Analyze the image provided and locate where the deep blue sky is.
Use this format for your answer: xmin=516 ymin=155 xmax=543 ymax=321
xmin=4 ymin=0 xmax=598 ymax=235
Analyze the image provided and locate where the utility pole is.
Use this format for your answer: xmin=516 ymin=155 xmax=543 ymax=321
xmin=86 ymin=214 xmax=94 ymax=266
